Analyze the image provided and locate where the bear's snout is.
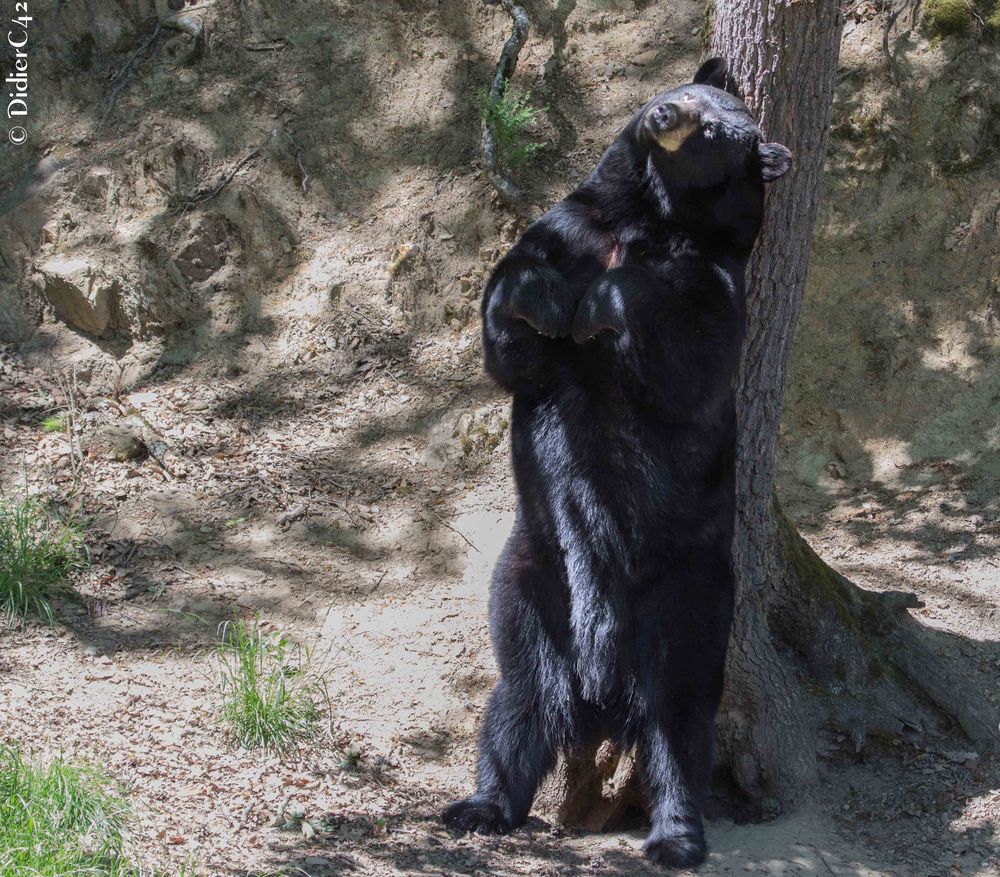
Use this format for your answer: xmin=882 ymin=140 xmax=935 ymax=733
xmin=650 ymin=103 xmax=681 ymax=133
xmin=646 ymin=99 xmax=701 ymax=151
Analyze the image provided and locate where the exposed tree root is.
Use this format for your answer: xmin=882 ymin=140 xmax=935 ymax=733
xmin=545 ymin=740 xmax=643 ymax=832
xmin=482 ymin=0 xmax=531 ymax=209
xmin=102 ymin=22 xmax=164 ymax=126
xmin=770 ymin=502 xmax=999 ymax=755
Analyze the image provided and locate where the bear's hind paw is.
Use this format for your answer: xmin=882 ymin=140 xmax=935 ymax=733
xmin=442 ymin=799 xmax=512 ymax=835
xmin=644 ymin=829 xmax=707 ymax=869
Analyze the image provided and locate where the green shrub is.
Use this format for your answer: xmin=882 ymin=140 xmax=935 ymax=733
xmin=923 ymin=0 xmax=973 ymax=35
xmin=0 ymin=746 xmax=138 ymax=876
xmin=0 ymin=495 xmax=87 ymax=625
xmin=986 ymin=1 xmax=1000 ymax=33
xmin=480 ymin=80 xmax=546 ymax=171
xmin=214 ymin=617 xmax=323 ymax=752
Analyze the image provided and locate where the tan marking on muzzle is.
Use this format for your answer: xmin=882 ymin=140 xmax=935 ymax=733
xmin=648 ymin=99 xmax=701 ymax=153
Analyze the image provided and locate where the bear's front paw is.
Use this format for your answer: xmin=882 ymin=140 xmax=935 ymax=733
xmin=508 ymin=281 xmax=577 ymax=339
xmin=644 ymin=828 xmax=707 ymax=869
xmin=571 ymin=278 xmax=627 ymax=343
xmin=442 ymin=798 xmax=512 ymax=835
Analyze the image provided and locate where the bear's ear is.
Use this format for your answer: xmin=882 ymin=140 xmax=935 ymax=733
xmin=693 ymin=56 xmax=729 ymax=89
xmin=758 ymin=141 xmax=793 ymax=182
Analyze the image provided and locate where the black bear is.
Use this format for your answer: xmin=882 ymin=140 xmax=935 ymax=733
xmin=443 ymin=58 xmax=792 ymax=869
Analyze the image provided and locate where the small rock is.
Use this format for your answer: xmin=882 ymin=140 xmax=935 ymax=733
xmin=127 ymin=391 xmax=157 ymax=407
xmin=942 ymin=750 xmax=979 ymax=767
xmin=81 ymin=166 xmax=112 ymax=199
xmin=87 ymin=426 xmax=147 ymax=462
xmin=36 ymin=254 xmax=121 ymax=336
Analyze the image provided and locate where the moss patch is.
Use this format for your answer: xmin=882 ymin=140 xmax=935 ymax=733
xmin=774 ymin=500 xmax=859 ymax=632
xmin=923 ymin=0 xmax=973 ymax=36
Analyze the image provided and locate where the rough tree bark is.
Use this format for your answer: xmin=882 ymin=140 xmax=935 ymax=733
xmin=551 ymin=0 xmax=999 ymax=826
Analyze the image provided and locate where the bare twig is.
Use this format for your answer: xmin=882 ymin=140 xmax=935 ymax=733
xmin=244 ymin=40 xmax=288 ymax=52
xmin=429 ymin=508 xmax=479 ymax=553
xmin=172 ymin=139 xmax=266 ymax=213
xmin=56 ymin=369 xmax=85 ymax=484
xmin=483 ymin=0 xmax=531 ymax=207
xmin=285 ymin=130 xmax=311 ymax=193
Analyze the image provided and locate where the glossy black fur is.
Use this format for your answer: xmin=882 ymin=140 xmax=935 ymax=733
xmin=443 ymin=59 xmax=791 ymax=869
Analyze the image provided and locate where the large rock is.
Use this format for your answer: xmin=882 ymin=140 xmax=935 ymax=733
xmin=36 ymin=255 xmax=120 ymax=336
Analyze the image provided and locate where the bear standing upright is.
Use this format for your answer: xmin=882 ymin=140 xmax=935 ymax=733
xmin=443 ymin=58 xmax=792 ymax=869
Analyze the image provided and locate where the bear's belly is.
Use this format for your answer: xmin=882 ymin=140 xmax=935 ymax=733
xmin=512 ymin=391 xmax=734 ymax=702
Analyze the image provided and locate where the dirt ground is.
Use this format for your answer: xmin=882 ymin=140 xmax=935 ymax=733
xmin=0 ymin=1 xmax=998 ymax=875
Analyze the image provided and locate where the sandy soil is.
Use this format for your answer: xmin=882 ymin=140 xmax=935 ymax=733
xmin=1 ymin=1 xmax=998 ymax=875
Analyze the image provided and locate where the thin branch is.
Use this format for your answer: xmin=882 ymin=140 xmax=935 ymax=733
xmin=882 ymin=0 xmax=910 ymax=86
xmin=482 ymin=0 xmax=531 ymax=207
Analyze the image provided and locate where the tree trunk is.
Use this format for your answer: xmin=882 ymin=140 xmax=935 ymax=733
xmin=711 ymin=0 xmax=845 ymax=813
xmin=550 ymin=0 xmax=1000 ymax=827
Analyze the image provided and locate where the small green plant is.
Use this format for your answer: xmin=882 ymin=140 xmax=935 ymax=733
xmin=0 ymin=494 xmax=87 ymax=625
xmin=0 ymin=746 xmax=139 ymax=876
xmin=480 ymin=80 xmax=546 ymax=171
xmin=42 ymin=414 xmax=66 ymax=434
xmin=214 ymin=617 xmax=322 ymax=752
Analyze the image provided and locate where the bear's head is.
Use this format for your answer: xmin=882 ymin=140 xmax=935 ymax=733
xmin=622 ymin=57 xmax=792 ymax=253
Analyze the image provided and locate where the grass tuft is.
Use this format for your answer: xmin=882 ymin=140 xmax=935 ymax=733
xmin=0 ymin=746 xmax=139 ymax=876
xmin=480 ymin=80 xmax=546 ymax=171
xmin=0 ymin=494 xmax=87 ymax=626
xmin=42 ymin=415 xmax=67 ymax=434
xmin=214 ymin=617 xmax=323 ymax=752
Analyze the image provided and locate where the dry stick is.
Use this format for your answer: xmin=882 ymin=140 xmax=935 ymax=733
xmin=483 ymin=0 xmax=531 ymax=207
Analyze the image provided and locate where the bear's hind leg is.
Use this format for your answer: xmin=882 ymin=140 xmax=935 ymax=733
xmin=442 ymin=679 xmax=558 ymax=834
xmin=639 ymin=694 xmax=715 ymax=869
